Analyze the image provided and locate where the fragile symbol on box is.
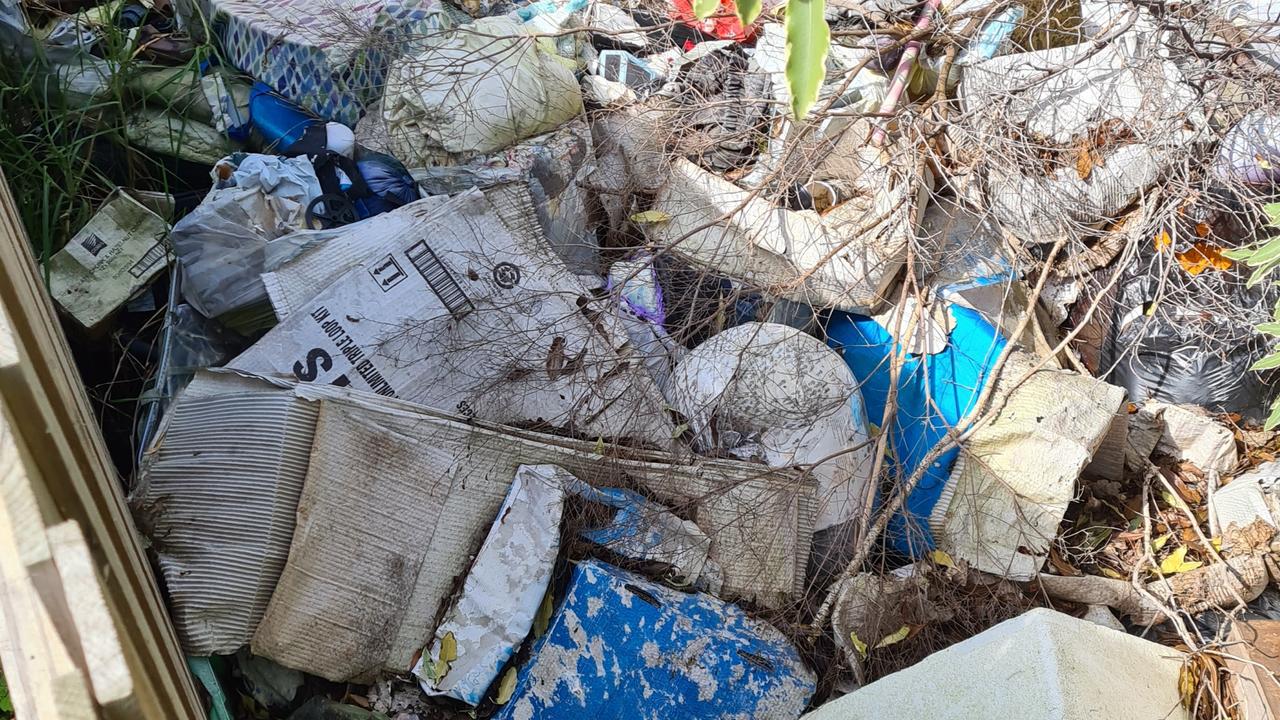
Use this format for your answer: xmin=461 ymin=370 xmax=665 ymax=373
xmin=368 ymin=254 xmax=407 ymax=292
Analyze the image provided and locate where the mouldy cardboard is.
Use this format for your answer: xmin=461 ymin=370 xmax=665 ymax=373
xmin=804 ymin=608 xmax=1190 ymax=720
xmin=234 ymin=189 xmax=673 ymax=448
xmin=931 ymin=352 xmax=1126 ymax=580
xmin=139 ymin=372 xmax=814 ymax=678
xmin=492 ymin=560 xmax=816 ymax=720
xmin=646 ymin=157 xmax=927 ymax=312
xmin=46 ymin=190 xmax=169 ymax=329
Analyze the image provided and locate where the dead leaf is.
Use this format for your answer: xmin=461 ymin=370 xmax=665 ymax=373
xmin=875 ymin=625 xmax=911 ymax=649
xmin=1048 ymin=547 xmax=1081 ymax=576
xmin=1175 ymin=243 xmax=1233 ymax=276
xmin=1075 ymin=142 xmax=1096 ymax=180
xmin=1152 ymin=533 xmax=1171 ymax=552
xmin=629 ymin=210 xmax=672 ymax=223
xmin=1159 ymin=546 xmax=1203 ymax=575
xmin=1155 ymin=230 xmax=1172 ymax=252
xmin=1172 ymin=475 xmax=1203 ymax=505
xmin=440 ymin=632 xmax=458 ymax=663
xmin=929 ymin=549 xmax=955 ymax=568
xmin=495 ymin=668 xmax=518 ymax=705
xmin=533 ymin=591 xmax=554 ymax=638
xmin=849 ymin=631 xmax=868 ymax=658
xmin=545 ymin=336 xmax=567 ymax=380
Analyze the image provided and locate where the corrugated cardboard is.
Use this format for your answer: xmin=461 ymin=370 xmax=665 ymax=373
xmin=131 ymin=375 xmax=319 ymax=655
xmin=140 ymin=372 xmax=813 ymax=678
xmin=237 ymin=189 xmax=673 ymax=447
xmin=45 ymin=190 xmax=169 ymax=329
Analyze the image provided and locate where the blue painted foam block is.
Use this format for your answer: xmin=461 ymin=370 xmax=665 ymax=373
xmin=826 ymin=305 xmax=1005 ymax=556
xmin=493 ymin=560 xmax=816 ymax=720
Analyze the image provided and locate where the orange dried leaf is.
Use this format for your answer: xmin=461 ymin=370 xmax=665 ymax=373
xmin=1175 ymin=243 xmax=1233 ymax=276
xmin=1075 ymin=144 xmax=1095 ymax=180
xmin=1155 ymin=230 xmax=1172 ymax=252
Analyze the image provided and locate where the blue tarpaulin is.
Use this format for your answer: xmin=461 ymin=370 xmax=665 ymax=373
xmin=826 ymin=305 xmax=1006 ymax=556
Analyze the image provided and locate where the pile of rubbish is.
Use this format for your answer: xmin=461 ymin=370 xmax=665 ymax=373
xmin=9 ymin=0 xmax=1280 ymax=717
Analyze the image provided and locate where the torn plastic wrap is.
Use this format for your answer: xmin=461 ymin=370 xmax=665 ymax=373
xmin=567 ymin=479 xmax=713 ymax=585
xmin=411 ymin=118 xmax=600 ymax=275
xmin=125 ymin=107 xmax=238 ymax=166
xmin=170 ymin=154 xmax=323 ymax=321
xmin=413 ymin=465 xmax=565 ymax=706
xmin=607 ymin=253 xmax=685 ymax=391
xmin=134 ymin=372 xmax=815 ymax=666
xmin=1227 ymin=0 xmax=1280 ymax=72
xmin=235 ymin=189 xmax=674 ymax=446
xmin=1098 ymin=251 xmax=1277 ymax=420
xmin=382 ymin=16 xmax=584 ymax=164
xmin=1214 ymin=111 xmax=1280 ymax=185
xmin=492 ymin=560 xmax=816 ymax=720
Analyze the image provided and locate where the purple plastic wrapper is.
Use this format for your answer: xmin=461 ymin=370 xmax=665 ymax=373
xmin=1215 ymin=111 xmax=1280 ymax=185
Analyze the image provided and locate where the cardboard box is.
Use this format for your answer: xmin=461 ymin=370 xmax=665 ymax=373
xmin=46 ymin=191 xmax=169 ymax=329
xmin=134 ymin=372 xmax=815 ymax=675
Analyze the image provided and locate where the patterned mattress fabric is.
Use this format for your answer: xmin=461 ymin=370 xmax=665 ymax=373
xmin=206 ymin=0 xmax=464 ymax=125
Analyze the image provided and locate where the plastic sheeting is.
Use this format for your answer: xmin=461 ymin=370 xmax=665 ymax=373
xmin=382 ymin=16 xmax=584 ymax=164
xmin=171 ymin=154 xmax=322 ymax=319
xmin=1100 ymin=252 xmax=1277 ymax=420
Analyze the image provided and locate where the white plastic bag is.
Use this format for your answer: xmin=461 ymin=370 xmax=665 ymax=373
xmin=381 ymin=16 xmax=584 ymax=163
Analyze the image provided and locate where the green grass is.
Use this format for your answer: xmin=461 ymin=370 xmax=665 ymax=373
xmin=0 ymin=4 xmax=219 ymax=267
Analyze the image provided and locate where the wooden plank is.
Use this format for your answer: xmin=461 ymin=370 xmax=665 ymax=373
xmin=0 ymin=169 xmax=203 ymax=718
xmin=47 ymin=520 xmax=141 ymax=718
xmin=0 ymin=403 xmax=97 ymax=720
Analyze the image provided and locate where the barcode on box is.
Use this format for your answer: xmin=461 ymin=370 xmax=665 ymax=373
xmin=404 ymin=241 xmax=474 ymax=319
xmin=129 ymin=243 xmax=166 ymax=278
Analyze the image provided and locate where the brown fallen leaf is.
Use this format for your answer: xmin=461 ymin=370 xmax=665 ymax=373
xmin=1049 ymin=546 xmax=1082 ymax=576
xmin=1075 ymin=141 xmax=1096 ymax=180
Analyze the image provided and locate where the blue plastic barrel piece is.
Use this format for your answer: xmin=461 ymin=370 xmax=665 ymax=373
xmin=493 ymin=560 xmax=815 ymax=719
xmin=826 ymin=305 xmax=1005 ymax=556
